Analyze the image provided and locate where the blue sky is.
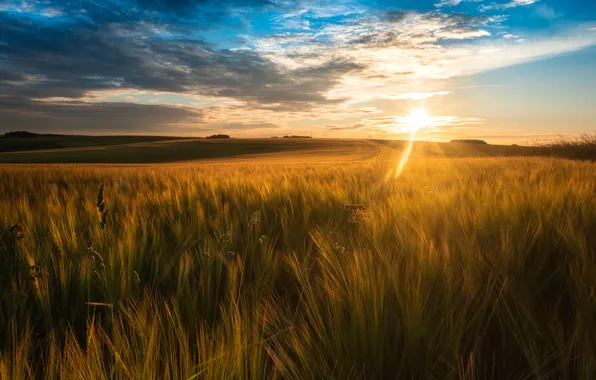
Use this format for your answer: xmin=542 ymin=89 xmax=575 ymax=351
xmin=1 ymin=0 xmax=595 ymax=143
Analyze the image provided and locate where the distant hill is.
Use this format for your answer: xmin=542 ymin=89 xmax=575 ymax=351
xmin=283 ymin=135 xmax=312 ymax=139
xmin=449 ymin=139 xmax=487 ymax=145
xmin=0 ymin=132 xmax=189 ymax=153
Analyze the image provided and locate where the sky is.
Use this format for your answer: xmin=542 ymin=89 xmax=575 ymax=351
xmin=1 ymin=0 xmax=595 ymax=143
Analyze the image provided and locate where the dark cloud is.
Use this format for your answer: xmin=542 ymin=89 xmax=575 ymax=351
xmin=0 ymin=96 xmax=201 ymax=133
xmin=0 ymin=3 xmax=366 ymax=132
xmin=421 ymin=12 xmax=491 ymax=28
xmin=5 ymin=0 xmax=284 ymax=27
xmin=0 ymin=1 xmax=494 ymax=134
xmin=325 ymin=123 xmax=365 ymax=131
xmin=382 ymin=10 xmax=414 ymax=23
xmin=348 ymin=10 xmax=492 ymax=48
xmin=134 ymin=0 xmax=278 ymax=14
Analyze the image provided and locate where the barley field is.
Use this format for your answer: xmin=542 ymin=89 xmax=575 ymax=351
xmin=1 ymin=154 xmax=596 ymax=379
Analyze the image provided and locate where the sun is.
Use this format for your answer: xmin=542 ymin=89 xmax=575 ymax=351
xmin=390 ymin=107 xmax=431 ymax=179
xmin=404 ymin=108 xmax=432 ymax=132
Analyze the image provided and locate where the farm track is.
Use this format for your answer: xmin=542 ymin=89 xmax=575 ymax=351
xmin=353 ymin=141 xmax=382 ymax=161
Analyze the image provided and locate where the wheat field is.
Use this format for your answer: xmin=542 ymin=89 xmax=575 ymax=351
xmin=1 ymin=156 xmax=596 ymax=379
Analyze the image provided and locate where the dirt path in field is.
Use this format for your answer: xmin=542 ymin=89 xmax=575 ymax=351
xmin=352 ymin=141 xmax=382 ymax=161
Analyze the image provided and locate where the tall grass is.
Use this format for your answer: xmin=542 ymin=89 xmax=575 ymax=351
xmin=1 ymin=157 xmax=596 ymax=379
xmin=541 ymin=133 xmax=596 ymax=160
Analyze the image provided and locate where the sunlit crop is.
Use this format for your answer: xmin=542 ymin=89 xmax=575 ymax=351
xmin=1 ymin=157 xmax=596 ymax=379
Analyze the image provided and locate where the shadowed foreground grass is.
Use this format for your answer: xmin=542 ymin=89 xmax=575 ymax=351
xmin=1 ymin=157 xmax=596 ymax=379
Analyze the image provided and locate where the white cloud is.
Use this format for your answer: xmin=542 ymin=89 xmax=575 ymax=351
xmin=444 ymin=32 xmax=596 ymax=77
xmin=434 ymin=0 xmax=483 ymax=8
xmin=350 ymin=115 xmax=486 ymax=137
xmin=382 ymin=91 xmax=451 ymax=100
xmin=250 ymin=11 xmax=596 ymax=109
xmin=501 ymin=33 xmax=525 ymax=42
xmin=436 ymin=28 xmax=491 ymax=39
xmin=533 ymin=5 xmax=560 ymax=20
xmin=435 ymin=0 xmax=464 ymax=7
xmin=40 ymin=8 xmax=64 ymax=17
xmin=110 ymin=8 xmax=595 ymax=135
xmin=481 ymin=0 xmax=540 ymax=11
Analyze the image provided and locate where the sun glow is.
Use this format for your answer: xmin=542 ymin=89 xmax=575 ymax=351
xmin=404 ymin=108 xmax=432 ymax=132
xmin=391 ymin=107 xmax=431 ymax=179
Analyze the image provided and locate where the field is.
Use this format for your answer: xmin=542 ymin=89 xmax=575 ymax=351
xmin=0 ymin=138 xmax=382 ymax=164
xmin=1 ymin=139 xmax=596 ymax=379
xmin=0 ymin=135 xmax=189 ymax=154
xmin=0 ymin=137 xmax=546 ymax=164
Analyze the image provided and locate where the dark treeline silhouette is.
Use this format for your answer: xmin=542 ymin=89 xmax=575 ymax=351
xmin=3 ymin=131 xmax=64 ymax=138
xmin=206 ymin=134 xmax=231 ymax=139
xmin=0 ymin=131 xmax=186 ymax=153
xmin=449 ymin=139 xmax=487 ymax=144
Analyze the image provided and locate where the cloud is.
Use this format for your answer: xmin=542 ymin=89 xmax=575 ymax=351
xmin=256 ymin=9 xmax=595 ymax=106
xmin=434 ymin=0 xmax=483 ymax=8
xmin=214 ymin=121 xmax=281 ymax=130
xmin=0 ymin=97 xmax=203 ymax=133
xmin=382 ymin=11 xmax=414 ymax=23
xmin=533 ymin=4 xmax=560 ymax=20
xmin=364 ymin=115 xmax=485 ymax=130
xmin=6 ymin=0 xmax=285 ymax=25
xmin=40 ymin=8 xmax=64 ymax=17
xmin=0 ymin=9 xmax=366 ymax=132
xmin=481 ymin=0 xmax=540 ymax=11
xmin=324 ymin=123 xmax=365 ymax=131
xmin=436 ymin=28 xmax=491 ymax=39
xmin=382 ymin=91 xmax=451 ymax=100
xmin=435 ymin=0 xmax=465 ymax=7
xmin=1 ymin=0 xmax=594 ymax=136
xmin=134 ymin=0 xmax=277 ymax=14
xmin=318 ymin=114 xmax=486 ymax=139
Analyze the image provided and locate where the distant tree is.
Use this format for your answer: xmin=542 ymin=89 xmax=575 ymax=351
xmin=4 ymin=131 xmax=41 ymax=138
xmin=283 ymin=135 xmax=312 ymax=139
xmin=449 ymin=139 xmax=487 ymax=145
xmin=206 ymin=134 xmax=231 ymax=139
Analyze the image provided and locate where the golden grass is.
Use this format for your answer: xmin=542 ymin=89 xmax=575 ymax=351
xmin=0 ymin=156 xmax=595 ymax=379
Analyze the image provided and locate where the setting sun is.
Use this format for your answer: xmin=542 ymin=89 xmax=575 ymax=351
xmin=391 ymin=107 xmax=432 ymax=179
xmin=404 ymin=108 xmax=432 ymax=132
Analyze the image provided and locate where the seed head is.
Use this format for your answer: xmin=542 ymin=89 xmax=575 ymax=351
xmin=8 ymin=224 xmax=24 ymax=240
xmin=220 ymin=231 xmax=232 ymax=246
xmin=333 ymin=242 xmax=346 ymax=254
xmin=100 ymin=208 xmax=109 ymax=230
xmin=96 ymin=184 xmax=105 ymax=208
xmin=249 ymin=211 xmax=262 ymax=227
xmin=345 ymin=204 xmax=371 ymax=223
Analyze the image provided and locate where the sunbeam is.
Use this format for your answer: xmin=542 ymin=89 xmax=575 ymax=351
xmin=393 ymin=107 xmax=430 ymax=178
